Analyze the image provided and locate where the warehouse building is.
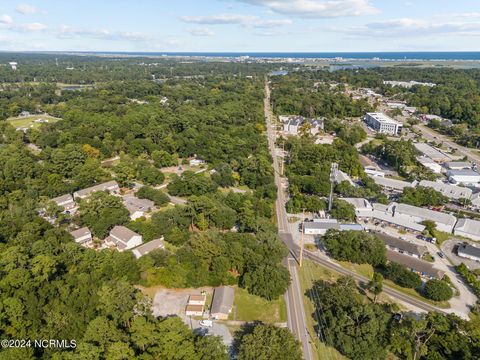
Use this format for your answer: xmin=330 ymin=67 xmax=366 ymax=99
xmin=454 ymin=218 xmax=480 ymax=241
xmin=390 ymin=202 xmax=457 ymax=233
xmin=457 ymin=244 xmax=480 ymax=262
xmin=418 ymin=180 xmax=472 ymax=202
xmin=413 ymin=143 xmax=452 ymax=163
xmin=447 ymin=169 xmax=480 ymax=187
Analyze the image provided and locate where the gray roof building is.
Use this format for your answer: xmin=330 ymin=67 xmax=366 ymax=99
xmin=210 ymin=286 xmax=234 ymax=319
xmin=457 ymin=244 xmax=480 ymax=262
xmin=454 ymin=218 xmax=480 ymax=241
xmin=73 ymin=180 xmax=120 ymax=199
xmin=376 ymin=232 xmax=428 ymax=257
xmin=390 ymin=202 xmax=457 ymax=233
xmin=370 ymin=176 xmax=414 ymax=192
xmin=386 ymin=250 xmax=445 ymax=279
xmin=69 ymin=227 xmax=92 ymax=244
xmin=445 ymin=162 xmax=472 ymax=170
xmin=131 ymin=238 xmax=165 ymax=259
xmin=418 ymin=180 xmax=472 ymax=201
xmin=413 ymin=143 xmax=452 ymax=163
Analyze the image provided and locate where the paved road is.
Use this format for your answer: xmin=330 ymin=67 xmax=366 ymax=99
xmin=264 ymin=81 xmax=314 ymax=360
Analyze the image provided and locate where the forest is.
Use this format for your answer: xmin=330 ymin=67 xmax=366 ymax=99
xmin=0 ymin=55 xmax=295 ymax=358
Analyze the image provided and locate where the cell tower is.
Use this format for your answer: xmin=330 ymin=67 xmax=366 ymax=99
xmin=328 ymin=163 xmax=338 ymax=212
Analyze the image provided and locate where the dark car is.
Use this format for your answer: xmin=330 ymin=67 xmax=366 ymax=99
xmin=437 ymin=252 xmax=444 ymax=258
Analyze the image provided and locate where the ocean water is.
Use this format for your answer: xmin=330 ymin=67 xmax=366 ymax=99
xmin=89 ymin=51 xmax=480 ymax=61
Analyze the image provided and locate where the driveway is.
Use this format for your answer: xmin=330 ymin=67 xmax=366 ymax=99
xmin=441 ymin=239 xmax=480 ymax=270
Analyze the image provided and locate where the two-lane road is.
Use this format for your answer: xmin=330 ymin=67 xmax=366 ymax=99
xmin=264 ymin=81 xmax=314 ymax=360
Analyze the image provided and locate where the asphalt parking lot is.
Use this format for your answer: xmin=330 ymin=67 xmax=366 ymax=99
xmin=441 ymin=240 xmax=480 ymax=270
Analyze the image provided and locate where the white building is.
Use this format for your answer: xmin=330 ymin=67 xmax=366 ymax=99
xmin=454 ymin=219 xmax=480 ymax=241
xmin=457 ymin=244 xmax=480 ymax=262
xmin=414 ymin=143 xmax=452 ymax=163
xmin=370 ymin=176 xmax=414 ymax=193
xmin=470 ymin=193 xmax=480 ymax=210
xmin=445 ymin=162 xmax=472 ymax=170
xmin=280 ymin=115 xmax=324 ymax=136
xmin=9 ymin=62 xmax=17 ymax=71
xmin=105 ymin=226 xmax=143 ymax=251
xmin=73 ymin=180 xmax=120 ymax=199
xmin=447 ymin=169 xmax=480 ymax=187
xmin=418 ymin=180 xmax=472 ymax=202
xmin=364 ymin=113 xmax=402 ymax=135
xmin=390 ymin=202 xmax=457 ymax=233
xmin=189 ymin=158 xmax=205 ymax=166
xmin=342 ymin=198 xmax=373 ymax=217
xmin=51 ymin=194 xmax=77 ymax=211
xmin=364 ymin=166 xmax=385 ymax=177
xmin=69 ymin=227 xmax=92 ymax=245
xmin=383 ymin=80 xmax=436 ymax=88
xmin=416 ymin=156 xmax=442 ymax=174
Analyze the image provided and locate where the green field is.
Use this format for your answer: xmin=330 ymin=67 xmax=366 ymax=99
xmin=7 ymin=115 xmax=61 ymax=129
xmin=230 ymin=287 xmax=287 ymax=323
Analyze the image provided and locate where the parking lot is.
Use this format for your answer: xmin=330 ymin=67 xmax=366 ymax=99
xmin=441 ymin=239 xmax=480 ymax=270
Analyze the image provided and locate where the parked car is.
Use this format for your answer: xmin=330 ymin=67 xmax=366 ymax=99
xmin=437 ymin=252 xmax=444 ymax=258
xmin=199 ymin=320 xmax=213 ymax=327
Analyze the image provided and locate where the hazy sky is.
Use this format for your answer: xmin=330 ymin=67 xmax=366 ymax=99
xmin=1 ymin=1 xmax=480 ymax=52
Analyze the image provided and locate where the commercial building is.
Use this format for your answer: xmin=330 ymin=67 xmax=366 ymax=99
xmin=386 ymin=250 xmax=444 ymax=280
xmin=418 ymin=180 xmax=473 ymax=202
xmin=73 ymin=180 xmax=120 ymax=199
xmin=457 ymin=244 xmax=480 ymax=262
xmin=342 ymin=198 xmax=373 ymax=217
xmin=445 ymin=162 xmax=472 ymax=170
xmin=370 ymin=176 xmax=414 ymax=193
xmin=413 ymin=143 xmax=452 ymax=163
xmin=470 ymin=193 xmax=480 ymax=210
xmin=365 ymin=203 xmax=426 ymax=233
xmin=69 ymin=227 xmax=92 ymax=245
xmin=131 ymin=237 xmax=165 ymax=259
xmin=390 ymin=202 xmax=457 ymax=233
xmin=105 ymin=226 xmax=143 ymax=251
xmin=454 ymin=219 xmax=480 ymax=242
xmin=210 ymin=286 xmax=234 ymax=320
xmin=364 ymin=113 xmax=402 ymax=135
xmin=447 ymin=169 xmax=480 ymax=187
xmin=303 ymin=219 xmax=363 ymax=235
xmin=416 ymin=156 xmax=442 ymax=174
xmin=383 ymin=80 xmax=436 ymax=88
xmin=375 ymin=232 xmax=428 ymax=258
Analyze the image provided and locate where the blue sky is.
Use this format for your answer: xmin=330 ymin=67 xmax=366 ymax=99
xmin=1 ymin=1 xmax=480 ymax=52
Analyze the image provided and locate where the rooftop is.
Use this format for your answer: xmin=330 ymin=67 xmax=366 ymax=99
xmin=413 ymin=143 xmax=451 ymax=162
xmin=386 ymin=250 xmax=445 ymax=279
xmin=370 ymin=176 xmax=414 ymax=191
xmin=131 ymin=238 xmax=165 ymax=258
xmin=454 ymin=218 xmax=480 ymax=237
xmin=304 ymin=221 xmax=340 ymax=231
xmin=69 ymin=227 xmax=91 ymax=239
xmin=211 ymin=286 xmax=234 ymax=315
xmin=375 ymin=232 xmax=428 ymax=257
xmin=418 ymin=180 xmax=472 ymax=200
xmin=110 ymin=225 xmax=140 ymax=241
xmin=366 ymin=112 xmax=401 ymax=125
xmin=446 ymin=162 xmax=472 ymax=169
xmin=392 ymin=203 xmax=457 ymax=227
xmin=447 ymin=169 xmax=480 ymax=177
xmin=74 ymin=180 xmax=119 ymax=198
xmin=458 ymin=244 xmax=480 ymax=259
xmin=51 ymin=194 xmax=74 ymax=204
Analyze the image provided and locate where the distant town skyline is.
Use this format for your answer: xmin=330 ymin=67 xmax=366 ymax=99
xmin=1 ymin=1 xmax=480 ymax=52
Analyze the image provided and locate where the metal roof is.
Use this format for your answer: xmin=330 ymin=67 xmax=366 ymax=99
xmin=458 ymin=244 xmax=480 ymax=259
xmin=386 ymin=250 xmax=444 ymax=279
xmin=211 ymin=286 xmax=234 ymax=316
xmin=392 ymin=203 xmax=457 ymax=227
xmin=418 ymin=180 xmax=472 ymax=200
xmin=454 ymin=218 xmax=480 ymax=237
xmin=371 ymin=176 xmax=414 ymax=191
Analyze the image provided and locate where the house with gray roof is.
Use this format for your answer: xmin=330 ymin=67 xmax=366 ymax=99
xmin=105 ymin=225 xmax=142 ymax=251
xmin=69 ymin=227 xmax=92 ymax=245
xmin=454 ymin=218 xmax=480 ymax=241
xmin=131 ymin=237 xmax=165 ymax=259
xmin=73 ymin=180 xmax=120 ymax=199
xmin=51 ymin=194 xmax=76 ymax=211
xmin=210 ymin=286 xmax=234 ymax=320
xmin=123 ymin=195 xmax=155 ymax=220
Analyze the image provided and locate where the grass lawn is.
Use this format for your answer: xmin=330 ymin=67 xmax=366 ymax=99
xmin=297 ymin=260 xmax=347 ymax=360
xmin=7 ymin=115 xmax=61 ymax=129
xmin=336 ymin=261 xmax=374 ymax=279
xmin=382 ymin=279 xmax=450 ymax=309
xmin=230 ymin=287 xmax=287 ymax=323
xmin=432 ymin=230 xmax=451 ymax=246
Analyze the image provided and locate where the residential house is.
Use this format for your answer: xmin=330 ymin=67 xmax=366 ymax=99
xmin=123 ymin=195 xmax=155 ymax=220
xmin=131 ymin=237 xmax=165 ymax=259
xmin=454 ymin=219 xmax=480 ymax=241
xmin=69 ymin=227 xmax=92 ymax=245
xmin=105 ymin=226 xmax=143 ymax=251
xmin=73 ymin=180 xmax=120 ymax=199
xmin=51 ymin=194 xmax=77 ymax=211
xmin=210 ymin=286 xmax=234 ymax=320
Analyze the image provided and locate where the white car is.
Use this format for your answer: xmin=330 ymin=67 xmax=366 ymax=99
xmin=199 ymin=320 xmax=213 ymax=327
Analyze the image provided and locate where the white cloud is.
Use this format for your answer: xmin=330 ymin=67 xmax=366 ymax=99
xmin=57 ymin=26 xmax=151 ymax=41
xmin=326 ymin=17 xmax=480 ymax=38
xmin=235 ymin=0 xmax=379 ymax=18
xmin=0 ymin=14 xmax=14 ymax=24
xmin=180 ymin=13 xmax=291 ymax=28
xmin=16 ymin=4 xmax=45 ymax=15
xmin=15 ymin=22 xmax=48 ymax=32
xmin=186 ymin=27 xmax=215 ymax=36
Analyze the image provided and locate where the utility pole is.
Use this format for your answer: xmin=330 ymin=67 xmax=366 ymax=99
xmin=300 ymin=207 xmax=306 ymax=267
xmin=328 ymin=163 xmax=338 ymax=212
